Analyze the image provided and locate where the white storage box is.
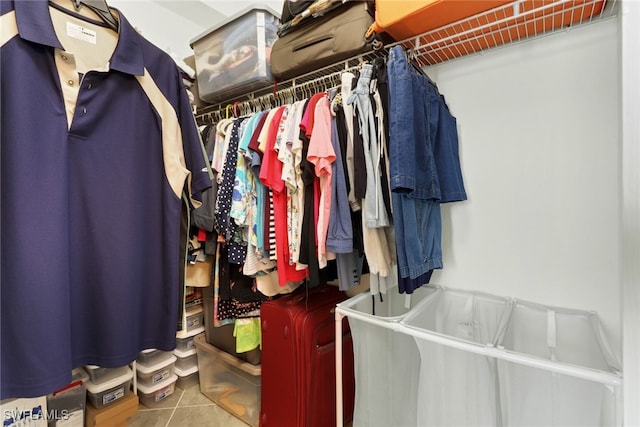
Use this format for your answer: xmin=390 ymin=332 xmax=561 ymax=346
xmin=176 ymin=334 xmax=198 ymax=353
xmin=174 ymin=347 xmax=198 ymax=371
xmin=136 ymin=352 xmax=177 ymax=388
xmin=190 ymin=6 xmax=279 ymax=103
xmin=337 ymin=285 xmax=440 ymax=427
xmin=184 ymin=304 xmax=204 ymax=334
xmin=401 ymin=288 xmax=512 ymax=427
xmin=195 ymin=334 xmax=261 ymax=427
xmin=137 ymin=349 xmax=173 ymax=367
xmin=137 ymin=374 xmax=178 ymax=408
xmin=175 ymin=365 xmax=200 ymax=389
xmin=86 ymin=367 xmax=133 ymax=409
xmin=496 ymin=300 xmax=622 ymax=427
xmin=46 ymin=368 xmax=89 ymax=426
xmin=84 ymin=364 xmax=130 ymax=384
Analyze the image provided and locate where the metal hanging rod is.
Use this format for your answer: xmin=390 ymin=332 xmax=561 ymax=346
xmin=194 ymin=53 xmax=382 ymax=124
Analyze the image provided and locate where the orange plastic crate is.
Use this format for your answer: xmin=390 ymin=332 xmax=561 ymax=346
xmin=368 ymin=0 xmax=513 ymax=41
xmin=367 ymin=0 xmax=607 ymax=63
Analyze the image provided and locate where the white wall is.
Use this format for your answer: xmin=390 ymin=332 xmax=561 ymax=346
xmin=109 ymin=0 xmax=284 ymax=59
xmin=426 ymin=19 xmax=622 ymax=360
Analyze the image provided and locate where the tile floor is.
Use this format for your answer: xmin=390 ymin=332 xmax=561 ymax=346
xmin=127 ymin=380 xmax=354 ymax=427
xmin=128 ymin=383 xmax=248 ymax=427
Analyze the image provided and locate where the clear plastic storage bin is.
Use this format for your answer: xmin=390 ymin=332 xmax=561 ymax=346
xmin=175 ymin=335 xmax=198 ymax=353
xmin=136 ymin=353 xmax=176 ymax=388
xmin=175 ymin=365 xmax=200 ymax=389
xmin=85 ymin=366 xmax=133 ymax=409
xmin=336 ymin=285 xmax=439 ymax=427
xmin=190 ymin=6 xmax=279 ymax=103
xmin=184 ymin=304 xmax=204 ymax=334
xmin=84 ymin=364 xmax=130 ymax=384
xmin=174 ymin=347 xmax=198 ymax=371
xmin=496 ymin=300 xmax=622 ymax=427
xmin=137 ymin=374 xmax=178 ymax=408
xmin=401 ymin=288 xmax=512 ymax=427
xmin=195 ymin=334 xmax=261 ymax=427
xmin=46 ymin=368 xmax=89 ymax=426
xmin=136 ymin=349 xmax=173 ymax=367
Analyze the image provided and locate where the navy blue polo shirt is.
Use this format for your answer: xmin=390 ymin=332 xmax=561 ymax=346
xmin=1 ymin=0 xmax=211 ymax=398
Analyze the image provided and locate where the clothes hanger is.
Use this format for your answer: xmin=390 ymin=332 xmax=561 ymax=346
xmin=71 ymin=0 xmax=118 ymax=31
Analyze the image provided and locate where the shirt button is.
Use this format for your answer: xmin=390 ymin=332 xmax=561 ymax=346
xmin=61 ymin=54 xmax=68 ymax=61
xmin=67 ymin=80 xmax=74 ymax=86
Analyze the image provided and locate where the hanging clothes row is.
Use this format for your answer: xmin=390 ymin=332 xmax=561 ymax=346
xmin=195 ymin=62 xmax=362 ymax=125
xmin=194 ymin=45 xmax=467 ymax=302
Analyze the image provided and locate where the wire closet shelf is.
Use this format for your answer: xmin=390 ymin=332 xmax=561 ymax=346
xmin=193 ymin=0 xmax=617 ymax=124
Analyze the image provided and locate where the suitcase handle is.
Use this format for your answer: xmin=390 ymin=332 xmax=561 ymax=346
xmin=293 ymin=35 xmax=333 ymax=52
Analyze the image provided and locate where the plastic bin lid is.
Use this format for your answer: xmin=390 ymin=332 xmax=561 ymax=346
xmin=174 ymin=364 xmax=199 ymax=378
xmin=136 ymin=354 xmax=177 ymax=374
xmin=186 ymin=304 xmax=203 ymax=315
xmin=84 ymin=364 xmax=129 ymax=374
xmin=174 ymin=347 xmax=197 ymax=359
xmin=176 ymin=326 xmax=205 ymax=340
xmin=189 ymin=4 xmax=280 ymax=47
xmin=85 ymin=367 xmax=133 ymax=394
xmin=136 ymin=373 xmax=178 ymax=394
xmin=193 ymin=334 xmax=261 ymax=376
xmin=71 ymin=367 xmax=89 ymax=384
xmin=50 ymin=368 xmax=90 ymax=396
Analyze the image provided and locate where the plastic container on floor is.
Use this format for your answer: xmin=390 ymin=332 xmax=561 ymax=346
xmin=174 ymin=347 xmax=198 ymax=371
xmin=136 ymin=374 xmax=178 ymax=408
xmin=84 ymin=364 xmax=130 ymax=384
xmin=136 ymin=352 xmax=177 ymax=388
xmin=175 ymin=365 xmax=200 ymax=389
xmin=184 ymin=304 xmax=204 ymax=335
xmin=336 ymin=285 xmax=440 ymax=427
xmin=495 ymin=299 xmax=622 ymax=427
xmin=85 ymin=366 xmax=133 ymax=409
xmin=45 ymin=368 xmax=89 ymax=426
xmin=136 ymin=349 xmax=173 ymax=367
xmin=175 ymin=334 xmax=199 ymax=353
xmin=401 ymin=288 xmax=512 ymax=427
xmin=194 ymin=334 xmax=261 ymax=427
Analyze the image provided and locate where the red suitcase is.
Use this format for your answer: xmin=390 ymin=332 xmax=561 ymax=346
xmin=260 ymin=284 xmax=355 ymax=427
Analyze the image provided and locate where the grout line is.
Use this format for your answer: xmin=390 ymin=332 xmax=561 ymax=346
xmin=175 ymin=403 xmax=219 ymax=408
xmin=164 ymin=388 xmax=185 ymax=427
xmin=137 ymin=406 xmax=175 ymax=412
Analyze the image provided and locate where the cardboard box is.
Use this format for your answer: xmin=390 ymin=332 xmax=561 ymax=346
xmin=85 ymin=393 xmax=138 ymax=427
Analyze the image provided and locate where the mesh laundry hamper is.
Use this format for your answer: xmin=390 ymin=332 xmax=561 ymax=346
xmin=496 ymin=300 xmax=622 ymax=427
xmin=401 ymin=288 xmax=512 ymax=427
xmin=337 ymin=285 xmax=440 ymax=427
